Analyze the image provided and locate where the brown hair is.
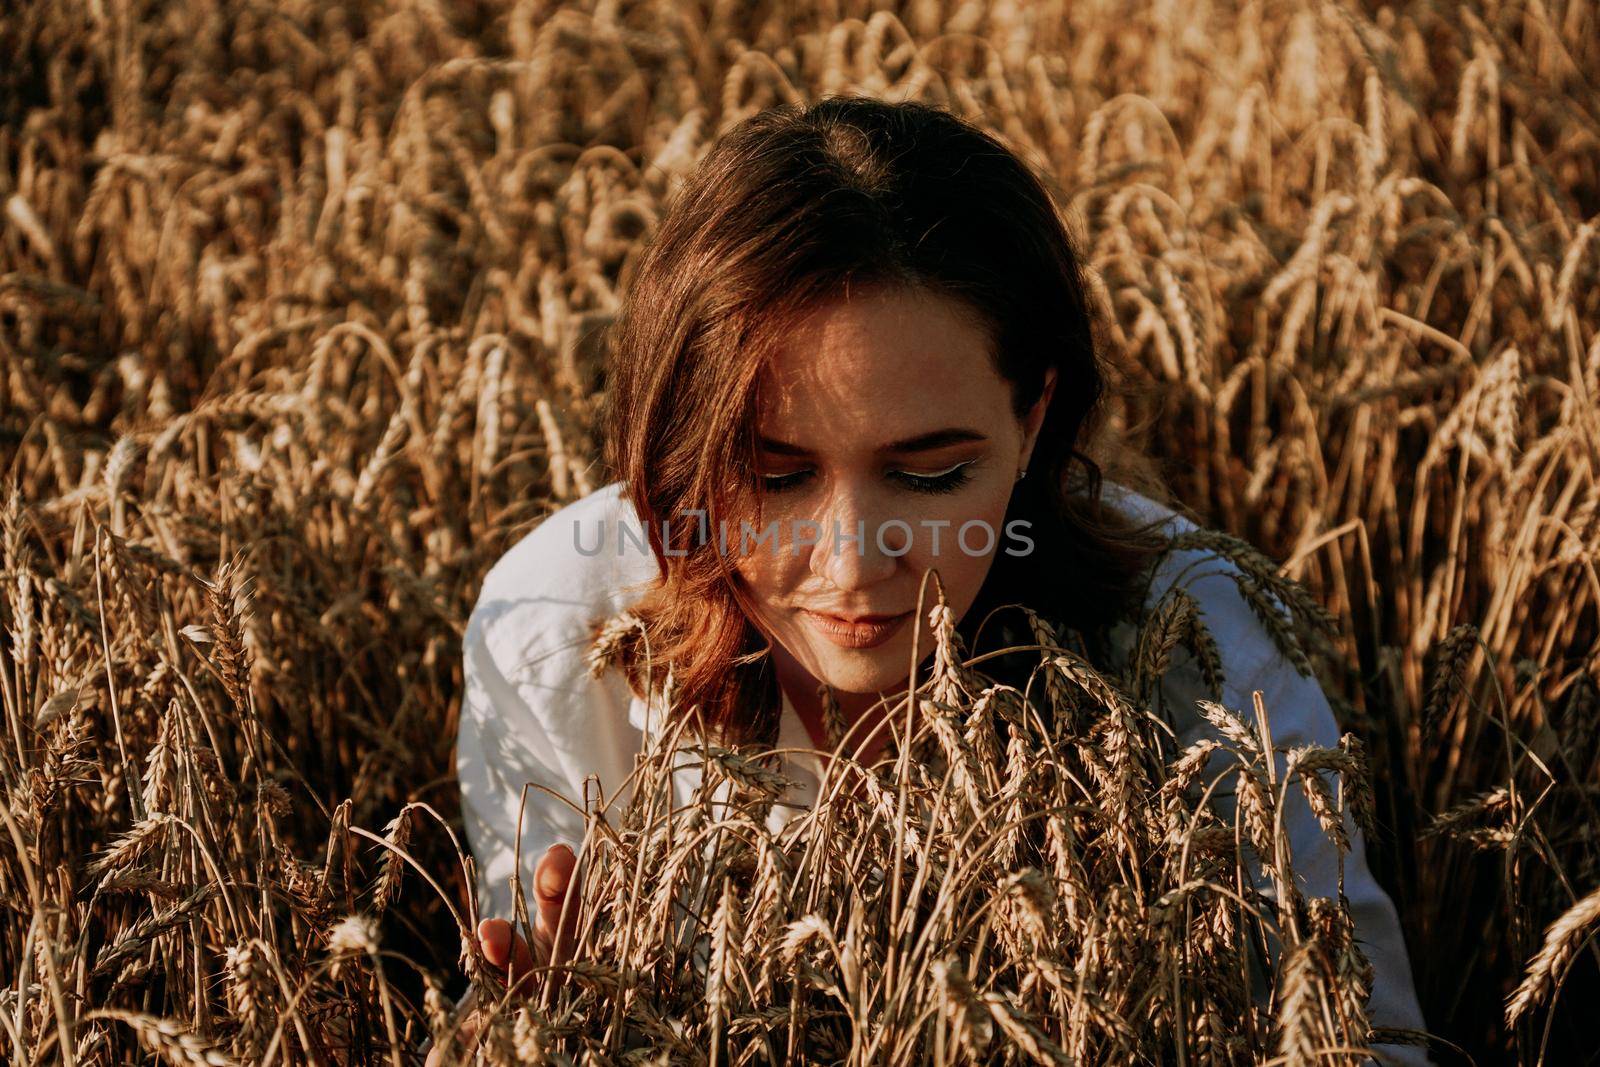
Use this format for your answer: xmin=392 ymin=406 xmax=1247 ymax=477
xmin=595 ymin=96 xmax=1180 ymax=745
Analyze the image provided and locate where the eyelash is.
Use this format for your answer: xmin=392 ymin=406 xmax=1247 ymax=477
xmin=759 ymin=462 xmax=975 ymax=496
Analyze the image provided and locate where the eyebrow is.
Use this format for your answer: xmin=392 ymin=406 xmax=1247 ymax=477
xmin=757 ymin=427 xmax=988 ymax=455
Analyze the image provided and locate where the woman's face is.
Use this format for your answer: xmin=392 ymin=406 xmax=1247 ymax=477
xmin=731 ymin=282 xmax=1055 ymax=702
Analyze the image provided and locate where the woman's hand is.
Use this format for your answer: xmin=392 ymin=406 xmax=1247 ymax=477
xmin=424 ymin=843 xmax=579 ymax=1066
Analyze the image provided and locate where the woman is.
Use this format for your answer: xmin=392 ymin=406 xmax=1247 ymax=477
xmin=439 ymin=97 xmax=1428 ymax=1063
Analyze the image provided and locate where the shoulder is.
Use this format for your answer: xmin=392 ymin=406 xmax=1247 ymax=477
xmin=1099 ymin=481 xmax=1298 ymax=688
xmin=467 ymin=481 xmax=660 ymax=683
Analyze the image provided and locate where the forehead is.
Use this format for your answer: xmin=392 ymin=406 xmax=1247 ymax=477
xmin=757 ymin=284 xmax=1011 ymax=441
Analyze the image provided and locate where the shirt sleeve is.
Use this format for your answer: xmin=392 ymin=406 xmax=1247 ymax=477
xmin=1154 ymin=556 xmax=1433 ymax=1067
xmin=456 ymin=563 xmax=648 ymax=925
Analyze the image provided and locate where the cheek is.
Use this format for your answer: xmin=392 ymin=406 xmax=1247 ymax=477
xmin=732 ymin=551 xmax=775 ymax=601
xmin=731 ymin=534 xmax=803 ymax=606
xmin=914 ymin=485 xmax=1014 ymax=592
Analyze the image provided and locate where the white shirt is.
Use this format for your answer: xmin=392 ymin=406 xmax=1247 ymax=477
xmin=456 ymin=480 xmax=1429 ymax=1061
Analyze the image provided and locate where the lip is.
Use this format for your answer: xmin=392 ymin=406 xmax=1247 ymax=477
xmin=800 ymin=608 xmax=913 ymax=649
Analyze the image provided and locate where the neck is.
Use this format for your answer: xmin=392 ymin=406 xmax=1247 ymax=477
xmin=769 ymin=645 xmax=906 ymax=764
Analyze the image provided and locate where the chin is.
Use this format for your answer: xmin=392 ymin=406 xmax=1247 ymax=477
xmin=811 ymin=649 xmax=908 ymax=696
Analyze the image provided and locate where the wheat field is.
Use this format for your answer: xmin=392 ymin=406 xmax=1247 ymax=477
xmin=2 ymin=0 xmax=1598 ymax=1063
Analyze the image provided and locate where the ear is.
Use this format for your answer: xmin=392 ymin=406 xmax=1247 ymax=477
xmin=1018 ymin=367 xmax=1057 ymax=471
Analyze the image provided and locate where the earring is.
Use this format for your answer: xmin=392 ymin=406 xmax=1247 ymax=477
xmin=1016 ymin=466 xmax=1028 ymax=482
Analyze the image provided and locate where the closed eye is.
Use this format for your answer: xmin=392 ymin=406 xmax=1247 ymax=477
xmin=759 ymin=469 xmax=814 ymax=492
xmin=758 ymin=460 xmax=978 ymax=495
xmin=888 ymin=460 xmax=975 ymax=495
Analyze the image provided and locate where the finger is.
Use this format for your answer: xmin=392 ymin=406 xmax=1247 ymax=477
xmin=477 ymin=916 xmax=537 ymax=995
xmin=533 ymin=843 xmax=579 ymax=965
xmin=476 ymin=917 xmax=512 ymax=972
xmin=506 ymin=921 xmax=536 ymax=990
xmin=427 ymin=1004 xmax=483 ymax=1066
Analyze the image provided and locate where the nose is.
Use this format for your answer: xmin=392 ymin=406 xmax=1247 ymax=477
xmin=809 ymin=480 xmax=903 ymax=592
